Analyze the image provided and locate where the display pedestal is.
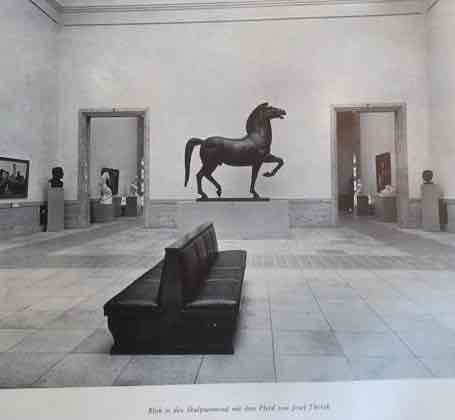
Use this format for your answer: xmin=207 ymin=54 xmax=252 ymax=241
xmin=113 ymin=196 xmax=122 ymax=217
xmin=357 ymin=195 xmax=369 ymax=216
xmin=125 ymin=196 xmax=137 ymax=217
xmin=375 ymin=196 xmax=397 ymax=222
xmin=176 ymin=200 xmax=289 ymax=239
xmin=92 ymin=202 xmax=114 ymax=223
xmin=422 ymin=183 xmax=442 ymax=231
xmin=47 ymin=187 xmax=64 ymax=232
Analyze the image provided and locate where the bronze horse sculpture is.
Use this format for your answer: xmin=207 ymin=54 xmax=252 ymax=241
xmin=184 ymin=103 xmax=286 ymax=199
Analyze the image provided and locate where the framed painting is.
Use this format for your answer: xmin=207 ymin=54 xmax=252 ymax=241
xmin=376 ymin=152 xmax=391 ymax=193
xmin=0 ymin=157 xmax=30 ymax=199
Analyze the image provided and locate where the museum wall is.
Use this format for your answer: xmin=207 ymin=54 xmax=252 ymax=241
xmin=359 ymin=113 xmax=396 ymax=199
xmin=427 ymin=0 xmax=455 ymax=198
xmin=57 ymin=14 xmax=428 ymax=203
xmin=89 ymin=118 xmax=138 ymax=198
xmin=0 ymin=0 xmax=59 ymax=203
xmin=0 ymin=0 xmax=58 ymax=236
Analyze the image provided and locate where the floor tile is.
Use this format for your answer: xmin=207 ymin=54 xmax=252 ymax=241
xmin=271 ymin=309 xmax=330 ymax=331
xmin=0 ymin=330 xmax=34 ymax=352
xmin=46 ymin=309 xmax=105 ymax=330
xmin=397 ymin=328 xmax=455 ymax=357
xmin=0 ymin=352 xmax=64 ymax=388
xmin=233 ymin=329 xmax=273 ymax=356
xmin=274 ymin=331 xmax=343 ymax=356
xmin=34 ymin=354 xmax=131 ymax=387
xmin=197 ymin=355 xmax=275 ymax=384
xmin=322 ymin=308 xmax=389 ymax=332
xmin=114 ymin=356 xmax=201 ymax=386
xmin=276 ymin=356 xmax=353 ymax=382
xmin=335 ymin=332 xmax=414 ymax=357
xmin=420 ymin=357 xmax=455 ymax=378
xmin=72 ymin=329 xmax=114 ymax=354
xmin=29 ymin=297 xmax=85 ymax=311
xmin=0 ymin=311 xmax=62 ymax=329
xmin=10 ymin=329 xmax=94 ymax=353
xmin=349 ymin=357 xmax=432 ymax=380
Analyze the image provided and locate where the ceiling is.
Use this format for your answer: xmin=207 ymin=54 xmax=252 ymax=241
xmin=56 ymin=0 xmax=426 ymax=6
xmin=39 ymin=0 xmax=432 ymax=26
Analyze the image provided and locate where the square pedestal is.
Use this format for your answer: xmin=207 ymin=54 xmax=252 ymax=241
xmin=357 ymin=195 xmax=369 ymax=216
xmin=113 ymin=196 xmax=122 ymax=217
xmin=375 ymin=196 xmax=397 ymax=222
xmin=125 ymin=196 xmax=137 ymax=217
xmin=422 ymin=183 xmax=442 ymax=232
xmin=47 ymin=188 xmax=64 ymax=232
xmin=446 ymin=201 xmax=455 ymax=233
xmin=91 ymin=202 xmax=114 ymax=223
xmin=176 ymin=200 xmax=289 ymax=239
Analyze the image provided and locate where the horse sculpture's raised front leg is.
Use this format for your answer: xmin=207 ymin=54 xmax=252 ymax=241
xmin=263 ymin=154 xmax=284 ymax=177
xmin=196 ymin=167 xmax=208 ymax=199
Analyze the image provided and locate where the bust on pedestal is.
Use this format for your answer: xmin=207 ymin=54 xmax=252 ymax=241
xmin=421 ymin=170 xmax=442 ymax=232
xmin=47 ymin=167 xmax=64 ymax=232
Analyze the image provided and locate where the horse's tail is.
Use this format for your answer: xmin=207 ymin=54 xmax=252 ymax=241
xmin=184 ymin=138 xmax=203 ymax=187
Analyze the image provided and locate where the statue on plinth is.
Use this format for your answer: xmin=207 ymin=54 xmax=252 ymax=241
xmin=99 ymin=170 xmax=113 ymax=205
xmin=49 ymin=167 xmax=64 ymax=188
xmin=184 ymin=102 xmax=286 ymax=200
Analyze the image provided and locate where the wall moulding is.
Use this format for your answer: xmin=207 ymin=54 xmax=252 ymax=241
xmin=44 ymin=0 xmax=426 ymax=26
xmin=30 ymin=0 xmax=61 ymax=23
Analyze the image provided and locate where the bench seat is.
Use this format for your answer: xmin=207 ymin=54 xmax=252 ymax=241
xmin=104 ymin=223 xmax=246 ymax=354
xmin=104 ymin=260 xmax=163 ymax=317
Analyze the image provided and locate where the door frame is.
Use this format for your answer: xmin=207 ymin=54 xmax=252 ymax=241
xmin=330 ymin=103 xmax=409 ymax=227
xmin=77 ymin=108 xmax=150 ymax=227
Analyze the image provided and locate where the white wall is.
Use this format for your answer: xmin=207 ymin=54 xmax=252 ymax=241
xmin=0 ymin=0 xmax=58 ymax=202
xmin=57 ymin=14 xmax=428 ymax=201
xmin=89 ymin=118 xmax=138 ymax=197
xmin=359 ymin=113 xmax=396 ymax=199
xmin=427 ymin=0 xmax=455 ymax=198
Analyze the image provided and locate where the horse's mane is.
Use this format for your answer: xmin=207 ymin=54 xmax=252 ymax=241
xmin=246 ymin=102 xmax=269 ymax=135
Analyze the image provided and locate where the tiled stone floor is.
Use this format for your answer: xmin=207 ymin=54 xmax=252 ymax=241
xmin=1 ymin=217 xmax=455 ymax=388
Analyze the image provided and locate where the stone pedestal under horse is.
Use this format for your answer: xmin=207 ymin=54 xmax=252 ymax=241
xmin=184 ymin=102 xmax=286 ymax=199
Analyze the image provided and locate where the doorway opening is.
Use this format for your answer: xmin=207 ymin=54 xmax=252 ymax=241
xmin=77 ymin=108 xmax=150 ymax=228
xmin=331 ymin=104 xmax=409 ymax=227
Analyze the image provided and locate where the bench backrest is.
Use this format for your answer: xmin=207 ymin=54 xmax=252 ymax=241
xmin=159 ymin=222 xmax=218 ymax=307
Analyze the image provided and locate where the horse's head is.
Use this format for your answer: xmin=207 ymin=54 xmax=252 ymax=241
xmin=262 ymin=105 xmax=287 ymax=121
xmin=246 ymin=103 xmax=286 ymax=134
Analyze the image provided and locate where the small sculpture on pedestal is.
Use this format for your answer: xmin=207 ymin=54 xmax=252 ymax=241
xmin=378 ymin=185 xmax=396 ymax=197
xmin=99 ymin=170 xmax=113 ymax=205
xmin=49 ymin=167 xmax=64 ymax=188
xmin=422 ymin=170 xmax=434 ymax=184
xmin=130 ymin=177 xmax=139 ymax=196
xmin=47 ymin=167 xmax=64 ymax=231
xmin=421 ymin=169 xmax=441 ymax=231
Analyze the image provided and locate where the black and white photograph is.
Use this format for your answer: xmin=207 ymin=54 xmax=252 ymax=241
xmin=0 ymin=0 xmax=454 ymax=418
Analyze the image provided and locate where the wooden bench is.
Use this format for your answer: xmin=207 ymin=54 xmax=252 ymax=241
xmin=104 ymin=222 xmax=246 ymax=354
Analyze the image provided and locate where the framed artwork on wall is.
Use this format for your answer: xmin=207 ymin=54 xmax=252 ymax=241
xmin=376 ymin=152 xmax=391 ymax=192
xmin=0 ymin=157 xmax=30 ymax=199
